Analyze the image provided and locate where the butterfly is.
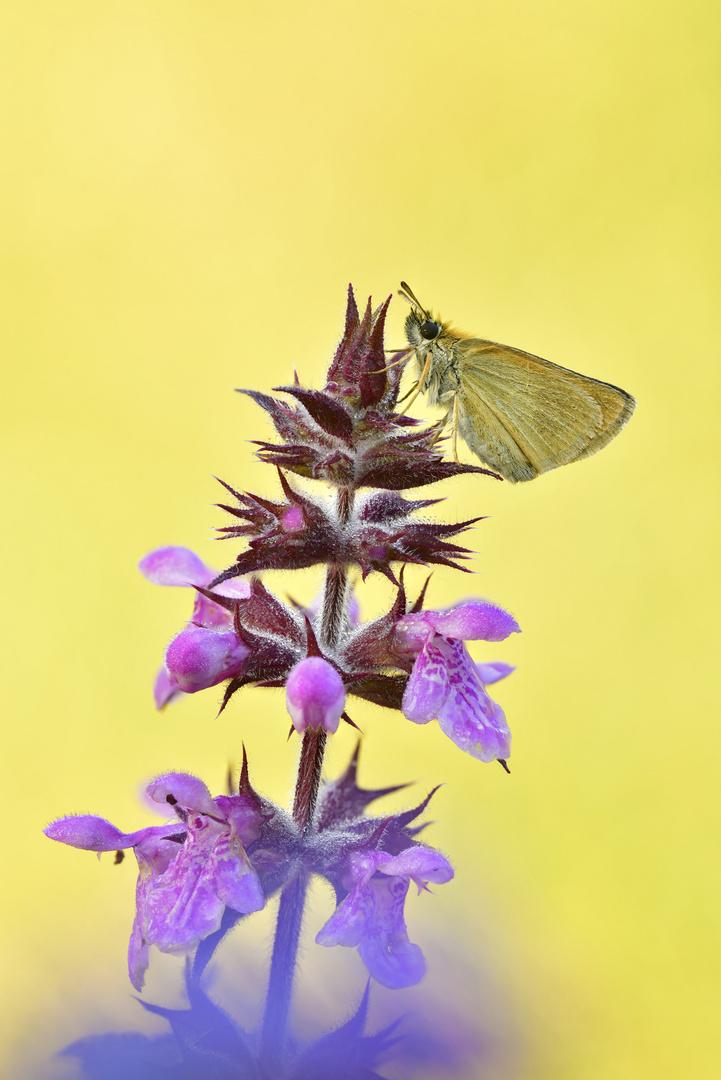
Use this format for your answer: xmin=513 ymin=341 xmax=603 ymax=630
xmin=398 ymin=282 xmax=636 ymax=483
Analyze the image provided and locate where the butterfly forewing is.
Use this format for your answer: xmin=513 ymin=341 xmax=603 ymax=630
xmin=455 ymin=339 xmax=635 ymax=481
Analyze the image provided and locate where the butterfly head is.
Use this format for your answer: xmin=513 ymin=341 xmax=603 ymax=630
xmin=398 ymin=281 xmax=443 ymax=349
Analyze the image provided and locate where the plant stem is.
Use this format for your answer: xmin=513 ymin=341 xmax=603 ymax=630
xmin=292 ymin=727 xmax=328 ymax=833
xmin=259 ymin=872 xmax=308 ymax=1072
xmin=259 ymin=487 xmax=354 ymax=1072
xmin=319 ymin=486 xmax=354 ymax=652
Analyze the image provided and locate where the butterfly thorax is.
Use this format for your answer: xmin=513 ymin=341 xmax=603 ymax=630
xmin=405 ymin=311 xmax=460 ymax=410
xmin=420 ymin=342 xmax=459 ymax=409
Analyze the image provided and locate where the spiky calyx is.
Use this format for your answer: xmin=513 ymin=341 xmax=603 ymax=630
xmin=240 ymin=286 xmax=498 ymax=492
xmin=211 ymin=472 xmax=481 ymax=584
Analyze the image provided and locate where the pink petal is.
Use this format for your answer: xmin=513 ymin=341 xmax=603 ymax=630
xmin=165 ymin=626 xmax=250 ymax=693
xmin=381 ymin=847 xmax=454 ymax=885
xmin=44 ymin=815 xmax=130 ymax=851
xmin=128 ymin=910 xmax=149 ymax=992
xmin=190 ymin=592 xmax=234 ymax=630
xmin=285 ymin=656 xmax=345 ymax=734
xmin=358 ymin=934 xmax=426 ymax=989
xmin=44 ymin=817 xmax=173 ymax=853
xmin=357 ymin=876 xmax=426 ymax=989
xmin=426 ymin=600 xmax=520 ymax=642
xmin=142 ymin=860 xmax=225 ymax=952
xmin=214 ymin=794 xmax=263 ymax=845
xmin=347 ymin=592 xmax=361 ymax=629
xmin=434 ymin=640 xmax=511 ymax=762
xmin=139 ymin=820 xmax=226 ymax=952
xmin=153 ymin=667 xmax=181 ymax=709
xmin=212 ymin=579 xmax=253 ymax=600
xmin=133 ymin=831 xmax=185 ymax=876
xmin=401 ymin=638 xmax=451 ymax=724
xmin=138 ymin=546 xmax=212 ymax=587
xmin=393 ymin=613 xmax=434 ymax=655
xmin=146 ymin=773 xmax=216 ymax=814
xmin=316 ymin=885 xmax=374 ymax=948
xmin=191 ymin=581 xmax=251 ymax=629
xmin=476 ymin=661 xmax=515 ymax=685
xmin=210 ymin=832 xmax=265 ymax=914
xmin=344 ymin=849 xmax=392 ymax=888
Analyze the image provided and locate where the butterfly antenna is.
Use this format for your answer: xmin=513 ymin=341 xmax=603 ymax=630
xmin=398 ymin=281 xmax=430 ymax=317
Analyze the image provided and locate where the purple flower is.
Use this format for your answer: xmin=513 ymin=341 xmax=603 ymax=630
xmin=163 ymin=625 xmax=250 ymax=696
xmin=45 ymin=772 xmax=265 ymax=990
xmin=139 ymin=546 xmax=251 ymax=707
xmin=394 ymin=600 xmax=520 ymax=763
xmin=316 ymin=846 xmax=453 ymax=989
xmin=286 ymin=656 xmax=346 ymax=734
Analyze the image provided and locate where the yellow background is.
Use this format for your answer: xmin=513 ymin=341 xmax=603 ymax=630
xmin=2 ymin=1 xmax=718 ymax=1077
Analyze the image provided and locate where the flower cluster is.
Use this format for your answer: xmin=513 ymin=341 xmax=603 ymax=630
xmin=46 ymin=745 xmax=452 ymax=992
xmin=46 ymin=285 xmax=521 ymax=1078
xmin=141 ymin=546 xmax=518 ymax=761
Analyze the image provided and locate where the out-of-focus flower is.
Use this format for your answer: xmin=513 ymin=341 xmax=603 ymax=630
xmin=286 ymin=656 xmax=346 ymax=734
xmin=45 ymin=772 xmax=265 ymax=990
xmin=61 ymin=974 xmax=411 ymax=1080
xmin=316 ymin=846 xmax=453 ymax=989
xmin=394 ymin=600 xmax=520 ymax=763
xmin=139 ymin=546 xmax=251 ymax=707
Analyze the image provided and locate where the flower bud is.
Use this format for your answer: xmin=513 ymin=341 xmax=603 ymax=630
xmin=285 ymin=656 xmax=345 ymax=734
xmin=165 ymin=626 xmax=250 ymax=693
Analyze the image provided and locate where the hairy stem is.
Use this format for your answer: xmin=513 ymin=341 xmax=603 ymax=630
xmin=293 ymin=727 xmax=328 ymax=833
xmin=259 ymin=872 xmax=308 ymax=1071
xmin=260 ymin=486 xmax=354 ymax=1072
xmin=320 ymin=486 xmax=354 ymax=652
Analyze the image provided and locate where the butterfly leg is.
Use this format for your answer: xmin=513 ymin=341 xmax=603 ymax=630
xmin=428 ymin=419 xmax=448 ymax=448
xmin=370 ymin=349 xmax=411 ymax=375
xmin=396 ymin=385 xmax=416 ymax=404
xmin=452 ymin=393 xmax=460 ymax=463
xmin=397 ymin=351 xmax=433 ymax=417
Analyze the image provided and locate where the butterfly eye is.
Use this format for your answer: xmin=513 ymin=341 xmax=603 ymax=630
xmin=419 ymin=320 xmax=440 ymax=340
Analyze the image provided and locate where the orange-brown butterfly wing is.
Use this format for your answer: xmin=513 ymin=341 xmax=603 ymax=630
xmin=453 ymin=339 xmax=635 ymax=482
